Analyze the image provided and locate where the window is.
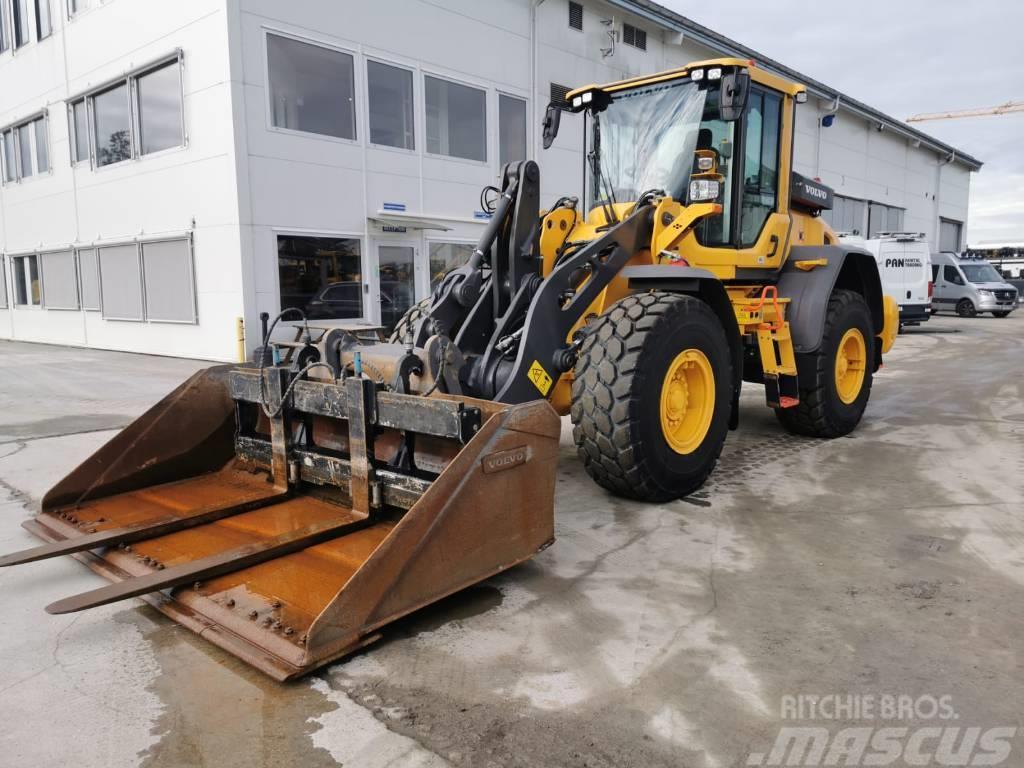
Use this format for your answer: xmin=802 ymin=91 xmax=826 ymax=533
xmin=568 ymin=1 xmax=583 ymax=30
xmin=428 ymin=242 xmax=473 ymax=292
xmin=12 ymin=254 xmax=41 ymax=306
xmin=93 ymin=83 xmax=131 ymax=166
xmin=13 ymin=0 xmax=29 ymax=48
xmin=0 ymin=1 xmax=8 ymax=52
xmin=142 ymin=239 xmax=196 ymax=322
xmin=1 ymin=130 xmax=14 ymax=182
xmin=740 ymin=88 xmax=782 ymax=246
xmin=0 ymin=257 xmax=7 ymax=308
xmin=425 ymin=75 xmax=486 ymax=161
xmin=499 ymin=94 xmax=527 ymax=167
xmin=940 ymin=218 xmax=962 ymax=252
xmin=74 ymin=56 xmax=184 ymax=168
xmin=930 ymin=263 xmax=939 ymax=284
xmin=622 ymin=23 xmax=646 ymax=50
xmin=78 ymin=248 xmax=100 ymax=310
xmin=1 ymin=115 xmax=48 ymax=181
xmin=868 ymin=202 xmax=904 ymax=238
xmin=943 ymin=265 xmax=963 ymax=285
xmin=40 ymin=250 xmax=78 ymax=309
xmin=70 ymin=99 xmax=89 ymax=164
xmin=278 ymin=235 xmax=363 ymax=319
xmin=267 ymin=33 xmax=355 ymax=140
xmin=137 ymin=62 xmax=183 ymax=155
xmin=34 ymin=0 xmax=49 ymax=39
xmin=550 ymin=82 xmax=572 ymax=111
xmin=824 ymin=194 xmax=868 ymax=235
xmin=98 ymin=244 xmax=144 ymax=320
xmin=367 ymin=60 xmax=414 ymax=150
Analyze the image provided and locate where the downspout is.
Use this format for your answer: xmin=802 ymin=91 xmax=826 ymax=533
xmin=935 ymin=151 xmax=955 ymax=249
xmin=531 ymin=0 xmax=547 ymax=161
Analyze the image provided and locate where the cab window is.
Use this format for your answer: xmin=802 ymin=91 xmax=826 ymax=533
xmin=943 ymin=265 xmax=963 ymax=285
xmin=740 ymin=88 xmax=782 ymax=246
xmin=693 ymin=89 xmax=735 ymax=247
xmin=931 ymin=264 xmax=939 ymax=282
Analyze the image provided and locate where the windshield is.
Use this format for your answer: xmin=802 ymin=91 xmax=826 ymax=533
xmin=587 ymin=80 xmax=708 ymax=209
xmin=961 ymin=263 xmax=1003 ymax=283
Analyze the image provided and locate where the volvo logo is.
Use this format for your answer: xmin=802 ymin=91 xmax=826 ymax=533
xmin=482 ymin=446 xmax=530 ymax=473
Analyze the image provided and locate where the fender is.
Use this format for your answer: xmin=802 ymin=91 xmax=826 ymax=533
xmin=776 ymin=244 xmax=884 ymax=355
xmin=623 ymin=265 xmax=744 ymax=429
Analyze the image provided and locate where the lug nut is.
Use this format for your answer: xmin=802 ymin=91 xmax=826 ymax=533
xmin=156 ymin=563 xmax=165 ymax=570
xmin=271 ymin=600 xmax=282 ymax=609
xmin=284 ymin=627 xmax=294 ymax=636
xmin=226 ymin=598 xmax=236 ymax=608
xmin=193 ymin=582 xmax=202 ymax=591
xmin=249 ymin=610 xmax=258 ymax=620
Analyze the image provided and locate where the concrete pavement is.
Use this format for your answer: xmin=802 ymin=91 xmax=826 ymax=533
xmin=0 ymin=315 xmax=1021 ymax=767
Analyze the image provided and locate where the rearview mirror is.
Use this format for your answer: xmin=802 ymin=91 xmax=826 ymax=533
xmin=542 ymin=103 xmax=562 ymax=150
xmin=719 ymin=71 xmax=750 ymax=122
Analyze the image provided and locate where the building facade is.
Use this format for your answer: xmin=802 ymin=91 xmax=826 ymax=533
xmin=0 ymin=0 xmax=981 ymax=361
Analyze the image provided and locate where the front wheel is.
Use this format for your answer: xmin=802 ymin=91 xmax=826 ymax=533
xmin=775 ymin=289 xmax=874 ymax=438
xmin=992 ymin=311 xmax=1011 ymax=318
xmin=571 ymin=292 xmax=733 ymax=502
xmin=956 ymin=299 xmax=977 ymax=318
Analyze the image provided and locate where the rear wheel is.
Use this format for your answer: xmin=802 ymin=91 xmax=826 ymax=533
xmin=956 ymin=299 xmax=977 ymax=318
xmin=775 ymin=290 xmax=874 ymax=438
xmin=992 ymin=311 xmax=1011 ymax=318
xmin=387 ymin=297 xmax=432 ymax=343
xmin=571 ymin=292 xmax=732 ymax=502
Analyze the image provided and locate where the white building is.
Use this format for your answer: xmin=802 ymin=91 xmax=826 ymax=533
xmin=0 ymin=0 xmax=982 ymax=361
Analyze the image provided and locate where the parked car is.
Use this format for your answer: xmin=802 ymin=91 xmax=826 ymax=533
xmin=846 ymin=232 xmax=932 ymax=327
xmin=305 ymin=280 xmax=414 ymax=331
xmin=930 ymin=252 xmax=1019 ymax=317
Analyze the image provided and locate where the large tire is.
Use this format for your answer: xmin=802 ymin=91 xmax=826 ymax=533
xmin=956 ymin=298 xmax=977 ymax=318
xmin=387 ymin=297 xmax=431 ymax=343
xmin=775 ymin=289 xmax=874 ymax=438
xmin=570 ymin=292 xmax=733 ymax=502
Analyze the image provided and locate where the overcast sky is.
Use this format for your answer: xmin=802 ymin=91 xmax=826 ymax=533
xmin=662 ymin=0 xmax=1024 ymax=244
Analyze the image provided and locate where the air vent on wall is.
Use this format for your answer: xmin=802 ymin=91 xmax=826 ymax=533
xmin=568 ymin=1 xmax=583 ymax=30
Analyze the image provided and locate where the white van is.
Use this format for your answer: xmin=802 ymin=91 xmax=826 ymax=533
xmin=839 ymin=232 xmax=932 ymax=326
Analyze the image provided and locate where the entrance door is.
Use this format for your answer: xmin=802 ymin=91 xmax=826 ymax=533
xmin=375 ymin=243 xmax=419 ymax=334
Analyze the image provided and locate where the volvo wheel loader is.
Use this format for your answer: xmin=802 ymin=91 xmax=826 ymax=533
xmin=1 ymin=58 xmax=897 ymax=679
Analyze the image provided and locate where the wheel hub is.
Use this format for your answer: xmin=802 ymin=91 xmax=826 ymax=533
xmin=659 ymin=349 xmax=715 ymax=455
xmin=834 ymin=328 xmax=866 ymax=404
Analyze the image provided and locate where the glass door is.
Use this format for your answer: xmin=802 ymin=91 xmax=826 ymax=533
xmin=376 ymin=243 xmax=418 ymax=334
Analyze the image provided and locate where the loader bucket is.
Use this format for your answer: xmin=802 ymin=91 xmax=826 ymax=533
xmin=4 ymin=364 xmax=559 ymax=680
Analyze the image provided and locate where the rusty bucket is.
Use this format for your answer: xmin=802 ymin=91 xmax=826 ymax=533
xmin=3 ymin=364 xmax=559 ymax=680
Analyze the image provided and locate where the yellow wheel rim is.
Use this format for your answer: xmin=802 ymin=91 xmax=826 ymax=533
xmin=659 ymin=349 xmax=715 ymax=455
xmin=834 ymin=328 xmax=867 ymax=404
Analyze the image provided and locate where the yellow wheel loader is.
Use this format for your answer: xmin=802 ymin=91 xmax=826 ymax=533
xmin=1 ymin=58 xmax=897 ymax=679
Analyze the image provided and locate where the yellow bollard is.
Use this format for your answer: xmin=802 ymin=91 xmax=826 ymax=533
xmin=236 ymin=317 xmax=246 ymax=363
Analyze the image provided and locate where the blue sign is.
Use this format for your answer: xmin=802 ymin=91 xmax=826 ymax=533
xmin=382 ymin=201 xmax=407 ymax=212
xmin=473 ymin=210 xmax=493 ymax=220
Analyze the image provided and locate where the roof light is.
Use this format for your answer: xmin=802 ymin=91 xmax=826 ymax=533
xmin=581 ymin=91 xmax=593 ymax=104
xmin=690 ymin=69 xmax=704 ymax=82
xmin=697 ymin=156 xmax=714 ymax=171
xmin=572 ymin=96 xmax=583 ymax=108
xmin=707 ymin=68 xmax=722 ymax=81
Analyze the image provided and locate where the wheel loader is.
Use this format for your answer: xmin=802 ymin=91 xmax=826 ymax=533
xmin=1 ymin=58 xmax=897 ymax=679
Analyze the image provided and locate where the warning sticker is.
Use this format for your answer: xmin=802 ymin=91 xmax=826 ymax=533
xmin=527 ymin=360 xmax=554 ymax=396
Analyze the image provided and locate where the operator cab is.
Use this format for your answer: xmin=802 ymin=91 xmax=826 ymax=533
xmin=546 ymin=59 xmax=821 ymax=269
